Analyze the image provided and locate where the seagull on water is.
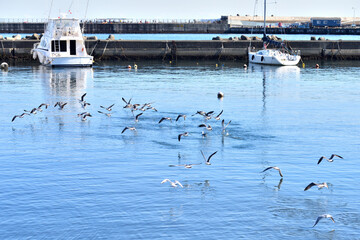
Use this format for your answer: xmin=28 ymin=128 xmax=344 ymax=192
xmin=12 ymin=112 xmax=30 ymax=122
xmin=262 ymin=166 xmax=283 ymax=178
xmin=317 ymin=154 xmax=343 ymax=164
xmin=121 ymin=126 xmax=136 ymax=134
xmin=159 ymin=117 xmax=172 ymax=124
xmin=198 ymin=123 xmax=212 ymax=131
xmin=178 ymin=132 xmax=189 ymax=142
xmin=313 ymin=214 xmax=335 ymax=227
xmin=161 ymin=179 xmax=183 ymax=188
xmin=304 ymin=182 xmax=328 ymax=191
xmin=176 ymin=114 xmax=186 ymax=122
xmin=169 ymin=163 xmax=201 ymax=169
xmin=200 ymin=150 xmax=217 ymax=165
xmin=100 ymin=104 xmax=115 ymax=111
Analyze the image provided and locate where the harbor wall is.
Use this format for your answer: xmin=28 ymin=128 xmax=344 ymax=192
xmin=1 ymin=22 xmax=360 ymax=34
xmin=1 ymin=39 xmax=360 ymax=61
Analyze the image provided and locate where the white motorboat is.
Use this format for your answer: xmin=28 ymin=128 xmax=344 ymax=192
xmin=248 ymin=0 xmax=301 ymax=66
xmin=32 ymin=15 xmax=93 ymax=67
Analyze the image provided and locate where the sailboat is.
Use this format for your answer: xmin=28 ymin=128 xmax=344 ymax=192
xmin=248 ymin=0 xmax=301 ymax=66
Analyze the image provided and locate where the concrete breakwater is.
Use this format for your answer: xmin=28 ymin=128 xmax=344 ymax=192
xmin=1 ymin=39 xmax=360 ymax=61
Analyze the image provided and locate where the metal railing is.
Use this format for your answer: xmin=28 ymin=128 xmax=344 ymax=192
xmin=0 ymin=18 xmax=222 ymax=24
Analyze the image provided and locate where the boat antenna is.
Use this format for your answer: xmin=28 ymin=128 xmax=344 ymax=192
xmin=82 ymin=0 xmax=90 ymax=33
xmin=47 ymin=0 xmax=54 ymax=20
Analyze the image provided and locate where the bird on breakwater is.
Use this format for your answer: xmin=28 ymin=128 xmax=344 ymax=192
xmin=200 ymin=150 xmax=217 ymax=165
xmin=135 ymin=113 xmax=143 ymax=122
xmin=221 ymin=119 xmax=231 ymax=133
xmin=11 ymin=112 xmax=30 ymax=122
xmin=313 ymin=214 xmax=335 ymax=227
xmin=169 ymin=163 xmax=201 ymax=169
xmin=121 ymin=126 xmax=136 ymax=134
xmin=176 ymin=114 xmax=186 ymax=122
xmin=100 ymin=104 xmax=115 ymax=111
xmin=317 ymin=154 xmax=343 ymax=164
xmin=304 ymin=182 xmax=328 ymax=191
xmin=198 ymin=123 xmax=212 ymax=131
xmin=178 ymin=132 xmax=189 ymax=142
xmin=98 ymin=111 xmax=112 ymax=117
xmin=159 ymin=117 xmax=172 ymax=124
xmin=262 ymin=166 xmax=283 ymax=178
xmin=161 ymin=179 xmax=183 ymax=188
xmin=54 ymin=102 xmax=67 ymax=110
xmin=214 ymin=110 xmax=223 ymax=120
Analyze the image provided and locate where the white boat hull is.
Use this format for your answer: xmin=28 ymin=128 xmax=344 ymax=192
xmin=34 ymin=49 xmax=93 ymax=67
xmin=248 ymin=50 xmax=301 ymax=66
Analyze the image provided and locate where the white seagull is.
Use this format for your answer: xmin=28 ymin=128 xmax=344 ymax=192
xmin=121 ymin=126 xmax=136 ymax=134
xmin=161 ymin=179 xmax=183 ymax=188
xmin=178 ymin=132 xmax=189 ymax=142
xmin=313 ymin=214 xmax=335 ymax=227
xmin=100 ymin=104 xmax=115 ymax=111
xmin=198 ymin=123 xmax=212 ymax=131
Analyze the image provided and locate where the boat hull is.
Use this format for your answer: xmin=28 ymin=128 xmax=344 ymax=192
xmin=34 ymin=49 xmax=93 ymax=67
xmin=248 ymin=51 xmax=301 ymax=66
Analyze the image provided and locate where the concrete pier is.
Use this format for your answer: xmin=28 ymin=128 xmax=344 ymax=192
xmin=1 ymin=39 xmax=360 ymax=61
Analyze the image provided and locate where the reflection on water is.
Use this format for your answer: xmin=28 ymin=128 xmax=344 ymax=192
xmin=34 ymin=66 xmax=93 ymax=98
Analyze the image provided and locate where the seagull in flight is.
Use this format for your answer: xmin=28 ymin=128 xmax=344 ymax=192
xmin=12 ymin=112 xmax=30 ymax=122
xmin=176 ymin=114 xmax=186 ymax=122
xmin=221 ymin=119 xmax=231 ymax=132
xmin=262 ymin=166 xmax=283 ymax=177
xmin=135 ymin=112 xmax=143 ymax=122
xmin=121 ymin=126 xmax=136 ymax=134
xmin=304 ymin=182 xmax=328 ymax=191
xmin=54 ymin=102 xmax=67 ymax=110
xmin=122 ymin=97 xmax=133 ymax=109
xmin=313 ymin=214 xmax=335 ymax=227
xmin=161 ymin=179 xmax=183 ymax=188
xmin=80 ymin=112 xmax=92 ymax=121
xmin=38 ymin=103 xmax=50 ymax=109
xmin=214 ymin=110 xmax=223 ymax=120
xmin=79 ymin=93 xmax=87 ymax=103
xmin=159 ymin=117 xmax=172 ymax=124
xmin=317 ymin=154 xmax=343 ymax=164
xmin=98 ymin=111 xmax=112 ymax=117
xmin=178 ymin=132 xmax=189 ymax=142
xmin=200 ymin=150 xmax=218 ymax=165
xmin=198 ymin=123 xmax=212 ymax=131
xmin=100 ymin=104 xmax=115 ymax=111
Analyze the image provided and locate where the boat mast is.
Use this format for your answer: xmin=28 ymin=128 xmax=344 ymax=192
xmin=263 ymin=0 xmax=266 ymax=36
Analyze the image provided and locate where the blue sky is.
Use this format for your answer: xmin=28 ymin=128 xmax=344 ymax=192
xmin=1 ymin=0 xmax=359 ymax=20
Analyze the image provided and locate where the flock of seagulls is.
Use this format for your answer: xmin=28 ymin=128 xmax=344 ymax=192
xmin=259 ymin=152 xmax=343 ymax=228
xmin=11 ymin=91 xmax=343 ymax=229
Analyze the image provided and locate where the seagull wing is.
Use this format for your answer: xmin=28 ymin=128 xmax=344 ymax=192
xmin=216 ymin=110 xmax=223 ymax=118
xmin=225 ymin=120 xmax=232 ymax=129
xmin=330 ymin=154 xmax=343 ymax=159
xmin=317 ymin=156 xmax=326 ymax=164
xmin=81 ymin=93 xmax=86 ymax=102
xmin=11 ymin=115 xmax=18 ymax=122
xmin=108 ymin=104 xmax=115 ymax=108
xmin=207 ymin=151 xmax=218 ymax=163
xmin=121 ymin=127 xmax=128 ymax=134
xmin=135 ymin=113 xmax=143 ymax=121
xmin=330 ymin=216 xmax=335 ymax=223
xmin=200 ymin=150 xmax=207 ymax=162
xmin=277 ymin=168 xmax=283 ymax=177
xmin=161 ymin=179 xmax=171 ymax=184
xmin=313 ymin=216 xmax=323 ymax=227
xmin=174 ymin=180 xmax=183 ymax=188
xmin=176 ymin=115 xmax=181 ymax=121
xmin=159 ymin=118 xmax=165 ymax=124
xmin=122 ymin=97 xmax=128 ymax=104
xmin=198 ymin=124 xmax=207 ymax=128
xmin=178 ymin=134 xmax=183 ymax=142
xmin=262 ymin=167 xmax=274 ymax=173
xmin=304 ymin=182 xmax=317 ymax=191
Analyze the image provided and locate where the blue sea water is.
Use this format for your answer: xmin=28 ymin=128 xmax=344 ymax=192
xmin=1 ymin=60 xmax=360 ymax=239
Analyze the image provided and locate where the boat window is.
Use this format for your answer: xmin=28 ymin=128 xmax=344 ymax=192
xmin=51 ymin=40 xmax=67 ymax=52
